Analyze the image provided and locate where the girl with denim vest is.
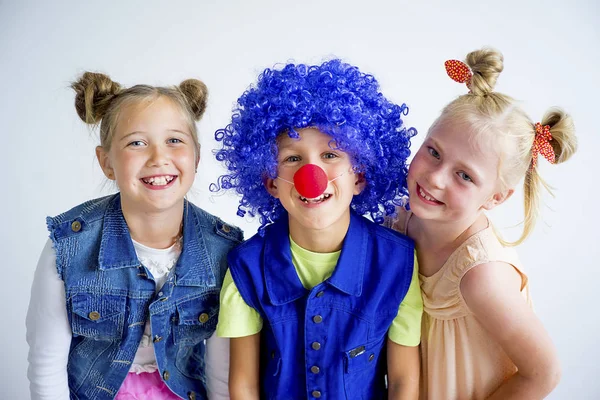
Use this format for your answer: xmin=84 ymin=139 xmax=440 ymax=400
xmin=386 ymin=48 xmax=577 ymax=399
xmin=26 ymin=72 xmax=243 ymax=400
xmin=213 ymin=59 xmax=423 ymax=399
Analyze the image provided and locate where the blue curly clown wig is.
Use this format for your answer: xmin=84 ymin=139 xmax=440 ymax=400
xmin=212 ymin=59 xmax=416 ymax=232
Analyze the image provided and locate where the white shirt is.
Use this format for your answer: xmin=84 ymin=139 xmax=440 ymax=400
xmin=26 ymin=239 xmax=230 ymax=400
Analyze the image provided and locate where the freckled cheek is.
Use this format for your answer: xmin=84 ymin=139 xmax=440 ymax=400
xmin=174 ymin=149 xmax=197 ymax=171
xmin=113 ymin=154 xmax=144 ymax=178
xmin=447 ymin=186 xmax=472 ymax=207
xmin=407 ymin=160 xmax=426 ymax=183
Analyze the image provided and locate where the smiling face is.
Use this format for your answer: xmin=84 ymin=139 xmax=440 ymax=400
xmin=96 ymin=96 xmax=198 ymax=216
xmin=265 ymin=127 xmax=365 ymax=241
xmin=407 ymin=117 xmax=511 ymax=226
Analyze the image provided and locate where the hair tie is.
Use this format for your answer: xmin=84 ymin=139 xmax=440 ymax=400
xmin=445 ymin=59 xmax=472 ymax=89
xmin=531 ymin=122 xmax=555 ymax=168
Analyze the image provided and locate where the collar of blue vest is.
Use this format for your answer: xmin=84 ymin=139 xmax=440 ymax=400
xmin=96 ymin=194 xmax=216 ymax=287
xmin=263 ymin=210 xmax=367 ymax=305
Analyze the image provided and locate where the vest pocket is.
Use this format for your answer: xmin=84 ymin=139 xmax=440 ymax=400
xmin=70 ymin=293 xmax=126 ymax=340
xmin=342 ymin=335 xmax=387 ymax=398
xmin=173 ymin=293 xmax=219 ymax=345
xmin=173 ymin=294 xmax=219 ymax=381
xmin=262 ymin=328 xmax=281 ymax=379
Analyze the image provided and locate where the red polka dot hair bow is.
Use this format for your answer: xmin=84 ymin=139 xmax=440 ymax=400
xmin=531 ymin=122 xmax=555 ymax=168
xmin=445 ymin=59 xmax=472 ymax=88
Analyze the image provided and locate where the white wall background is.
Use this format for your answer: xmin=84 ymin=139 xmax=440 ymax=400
xmin=1 ymin=0 xmax=598 ymax=398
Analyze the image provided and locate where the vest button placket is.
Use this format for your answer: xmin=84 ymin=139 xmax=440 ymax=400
xmin=306 ymin=295 xmax=327 ymax=398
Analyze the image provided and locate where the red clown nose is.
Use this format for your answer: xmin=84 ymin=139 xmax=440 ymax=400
xmin=293 ymin=164 xmax=328 ymax=199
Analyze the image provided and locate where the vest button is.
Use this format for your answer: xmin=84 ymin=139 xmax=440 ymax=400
xmin=188 ymin=391 xmax=196 ymax=400
xmin=311 ymin=390 xmax=322 ymax=398
xmin=88 ymin=311 xmax=100 ymax=321
xmin=316 ymin=291 xmax=324 ymax=298
xmin=198 ymin=313 xmax=209 ymax=323
xmin=313 ymin=315 xmax=323 ymax=323
xmin=71 ymin=220 xmax=82 ymax=232
xmin=163 ymin=370 xmax=170 ymax=381
xmin=310 ymin=365 xmax=320 ymax=374
xmin=221 ymin=224 xmax=231 ymax=233
xmin=153 ymin=335 xmax=163 ymax=343
xmin=311 ymin=342 xmax=321 ymax=350
xmin=369 ymin=353 xmax=375 ymax=361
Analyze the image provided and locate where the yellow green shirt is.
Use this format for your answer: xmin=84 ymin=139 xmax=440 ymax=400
xmin=217 ymin=237 xmax=423 ymax=346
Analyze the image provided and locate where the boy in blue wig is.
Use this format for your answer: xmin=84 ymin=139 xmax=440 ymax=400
xmin=214 ymin=59 xmax=422 ymax=399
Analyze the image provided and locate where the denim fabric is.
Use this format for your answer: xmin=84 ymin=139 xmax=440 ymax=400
xmin=228 ymin=211 xmax=414 ymax=400
xmin=46 ymin=194 xmax=242 ymax=400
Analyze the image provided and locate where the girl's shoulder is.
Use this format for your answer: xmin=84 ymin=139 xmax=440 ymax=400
xmin=383 ymin=205 xmax=410 ymax=235
xmin=46 ymin=194 xmax=119 ymax=238
xmin=446 ymin=227 xmax=527 ymax=289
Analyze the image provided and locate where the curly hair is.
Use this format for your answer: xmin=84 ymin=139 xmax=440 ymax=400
xmin=212 ymin=59 xmax=416 ymax=231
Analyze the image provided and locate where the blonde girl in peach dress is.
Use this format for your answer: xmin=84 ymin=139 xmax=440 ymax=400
xmin=388 ymin=47 xmax=577 ymax=399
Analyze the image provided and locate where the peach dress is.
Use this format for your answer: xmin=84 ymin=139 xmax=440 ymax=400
xmin=387 ymin=210 xmax=532 ymax=400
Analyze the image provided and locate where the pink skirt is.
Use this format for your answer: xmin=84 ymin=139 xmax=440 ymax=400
xmin=115 ymin=370 xmax=182 ymax=400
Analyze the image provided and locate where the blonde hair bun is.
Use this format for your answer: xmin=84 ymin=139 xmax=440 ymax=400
xmin=465 ymin=48 xmax=504 ymax=96
xmin=71 ymin=72 xmax=121 ymax=124
xmin=179 ymin=79 xmax=208 ymax=120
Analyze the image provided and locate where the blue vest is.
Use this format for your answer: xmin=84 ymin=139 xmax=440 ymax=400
xmin=46 ymin=194 xmax=242 ymax=400
xmin=228 ymin=211 xmax=414 ymax=400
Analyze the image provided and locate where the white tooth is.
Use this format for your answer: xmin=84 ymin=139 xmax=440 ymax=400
xmin=420 ymin=187 xmax=434 ymax=201
xmin=147 ymin=177 xmax=155 ymax=183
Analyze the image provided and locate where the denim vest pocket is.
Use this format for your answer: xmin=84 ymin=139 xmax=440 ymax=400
xmin=70 ymin=293 xmax=127 ymax=340
xmin=173 ymin=292 xmax=219 ymax=345
xmin=343 ymin=335 xmax=387 ymax=398
xmin=175 ymin=342 xmax=207 ymax=382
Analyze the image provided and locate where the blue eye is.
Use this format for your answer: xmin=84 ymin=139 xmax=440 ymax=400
xmin=458 ymin=171 xmax=473 ymax=182
xmin=427 ymin=147 xmax=440 ymax=159
xmin=167 ymin=138 xmax=183 ymax=144
xmin=323 ymin=152 xmax=338 ymax=159
xmin=128 ymin=140 xmax=145 ymax=147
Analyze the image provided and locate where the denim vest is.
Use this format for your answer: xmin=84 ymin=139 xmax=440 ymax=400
xmin=46 ymin=194 xmax=242 ymax=400
xmin=228 ymin=211 xmax=414 ymax=400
